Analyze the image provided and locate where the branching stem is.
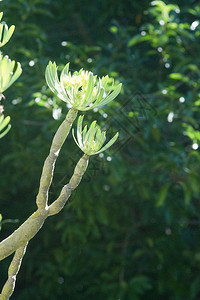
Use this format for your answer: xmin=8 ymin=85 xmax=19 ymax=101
xmin=0 ymin=108 xmax=90 ymax=299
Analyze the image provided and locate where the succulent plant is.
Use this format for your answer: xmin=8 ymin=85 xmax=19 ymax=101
xmin=72 ymin=115 xmax=119 ymax=155
xmin=45 ymin=61 xmax=122 ymax=111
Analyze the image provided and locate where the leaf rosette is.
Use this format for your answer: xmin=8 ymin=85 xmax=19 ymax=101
xmin=45 ymin=61 xmax=122 ymax=111
xmin=72 ymin=115 xmax=119 ymax=155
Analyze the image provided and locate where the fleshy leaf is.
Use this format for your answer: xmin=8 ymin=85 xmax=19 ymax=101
xmin=94 ymin=83 xmax=122 ymax=108
xmin=96 ymin=132 xmax=119 ymax=154
xmin=0 ymin=21 xmax=15 ymax=47
xmin=72 ymin=115 xmax=119 ymax=155
xmin=0 ymin=115 xmax=11 ymax=138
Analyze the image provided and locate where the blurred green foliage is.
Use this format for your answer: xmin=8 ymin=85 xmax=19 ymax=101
xmin=1 ymin=0 xmax=200 ymax=299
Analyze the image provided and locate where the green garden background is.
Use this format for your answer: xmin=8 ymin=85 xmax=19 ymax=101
xmin=1 ymin=0 xmax=200 ymax=299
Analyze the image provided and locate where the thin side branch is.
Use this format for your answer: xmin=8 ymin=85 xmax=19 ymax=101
xmin=48 ymin=184 xmax=72 ymax=216
xmin=48 ymin=154 xmax=89 ymax=216
xmin=69 ymin=154 xmax=89 ymax=190
xmin=0 ymin=243 xmax=28 ymax=300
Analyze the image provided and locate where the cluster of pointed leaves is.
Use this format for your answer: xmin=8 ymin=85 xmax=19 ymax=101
xmin=72 ymin=115 xmax=119 ymax=155
xmin=0 ymin=53 xmax=22 ymax=93
xmin=0 ymin=12 xmax=15 ymax=48
xmin=45 ymin=61 xmax=122 ymax=111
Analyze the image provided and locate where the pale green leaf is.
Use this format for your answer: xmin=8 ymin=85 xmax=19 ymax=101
xmin=96 ymin=132 xmax=119 ymax=154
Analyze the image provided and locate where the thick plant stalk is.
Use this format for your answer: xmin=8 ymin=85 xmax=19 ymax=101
xmin=0 ymin=208 xmax=48 ymax=261
xmin=0 ymin=243 xmax=27 ymax=300
xmin=36 ymin=107 xmax=78 ymax=209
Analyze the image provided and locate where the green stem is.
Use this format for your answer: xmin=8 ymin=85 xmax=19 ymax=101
xmin=69 ymin=154 xmax=89 ymax=190
xmin=48 ymin=184 xmax=72 ymax=216
xmin=36 ymin=108 xmax=78 ymax=209
xmin=0 ymin=243 xmax=28 ymax=300
xmin=48 ymin=154 xmax=89 ymax=216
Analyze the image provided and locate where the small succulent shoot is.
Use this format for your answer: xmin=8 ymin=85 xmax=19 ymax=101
xmin=0 ymin=53 xmax=22 ymax=93
xmin=45 ymin=61 xmax=122 ymax=111
xmin=0 ymin=12 xmax=15 ymax=48
xmin=72 ymin=115 xmax=119 ymax=156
